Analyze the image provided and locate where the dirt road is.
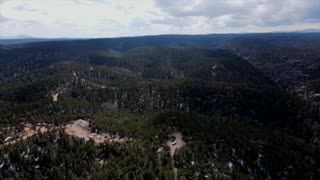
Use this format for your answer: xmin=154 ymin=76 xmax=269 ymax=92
xmin=1 ymin=119 xmax=127 ymax=148
xmin=0 ymin=124 xmax=48 ymax=147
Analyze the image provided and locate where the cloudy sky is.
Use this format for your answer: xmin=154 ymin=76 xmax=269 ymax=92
xmin=1 ymin=0 xmax=320 ymax=38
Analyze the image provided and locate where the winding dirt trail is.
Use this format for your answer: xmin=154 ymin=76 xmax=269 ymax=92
xmin=0 ymin=124 xmax=48 ymax=148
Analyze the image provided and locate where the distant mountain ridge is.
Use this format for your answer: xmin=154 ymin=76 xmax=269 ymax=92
xmin=0 ymin=37 xmax=86 ymax=45
xmin=1 ymin=29 xmax=320 ymax=45
xmin=293 ymin=29 xmax=320 ymax=33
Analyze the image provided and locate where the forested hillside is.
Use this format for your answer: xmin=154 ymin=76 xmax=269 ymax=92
xmin=1 ymin=34 xmax=320 ymax=179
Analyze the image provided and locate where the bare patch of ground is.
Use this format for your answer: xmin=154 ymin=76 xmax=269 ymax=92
xmin=1 ymin=119 xmax=128 ymax=148
xmin=64 ymin=119 xmax=128 ymax=144
xmin=52 ymin=93 xmax=59 ymax=102
xmin=167 ymin=132 xmax=186 ymax=157
xmin=166 ymin=132 xmax=186 ymax=180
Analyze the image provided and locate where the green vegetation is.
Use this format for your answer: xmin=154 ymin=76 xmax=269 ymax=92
xmin=0 ymin=41 xmax=319 ymax=179
xmin=1 ymin=111 xmax=320 ymax=179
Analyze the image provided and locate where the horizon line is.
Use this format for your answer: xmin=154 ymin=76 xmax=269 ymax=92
xmin=1 ymin=30 xmax=320 ymax=40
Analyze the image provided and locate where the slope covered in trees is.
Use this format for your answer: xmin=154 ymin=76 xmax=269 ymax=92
xmin=1 ymin=34 xmax=320 ymax=179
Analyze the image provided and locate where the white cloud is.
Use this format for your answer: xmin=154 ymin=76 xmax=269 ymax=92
xmin=0 ymin=0 xmax=320 ymax=38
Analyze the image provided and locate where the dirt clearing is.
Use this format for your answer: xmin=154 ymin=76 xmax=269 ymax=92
xmin=166 ymin=132 xmax=186 ymax=180
xmin=167 ymin=132 xmax=186 ymax=157
xmin=52 ymin=93 xmax=59 ymax=102
xmin=1 ymin=119 xmax=128 ymax=148
xmin=64 ymin=119 xmax=128 ymax=144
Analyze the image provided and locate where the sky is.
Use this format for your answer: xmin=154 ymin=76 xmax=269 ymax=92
xmin=0 ymin=0 xmax=320 ymax=38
